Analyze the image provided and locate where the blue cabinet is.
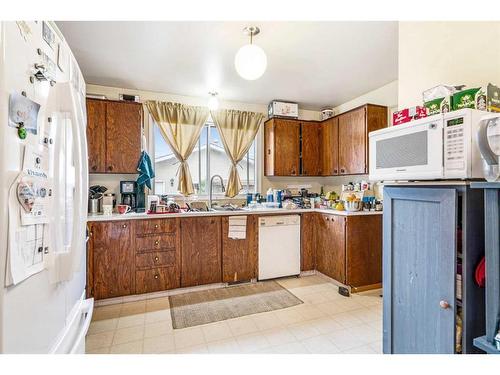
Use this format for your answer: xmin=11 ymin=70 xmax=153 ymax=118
xmin=383 ymin=185 xmax=485 ymax=354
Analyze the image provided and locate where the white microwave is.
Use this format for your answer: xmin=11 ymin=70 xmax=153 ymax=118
xmin=369 ymin=109 xmax=486 ymax=181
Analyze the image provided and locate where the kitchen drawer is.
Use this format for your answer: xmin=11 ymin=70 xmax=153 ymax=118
xmin=135 ymin=234 xmax=176 ymax=252
xmin=135 ymin=218 xmax=177 ymax=235
xmin=136 ymin=251 xmax=175 ymax=269
xmin=136 ymin=267 xmax=179 ymax=294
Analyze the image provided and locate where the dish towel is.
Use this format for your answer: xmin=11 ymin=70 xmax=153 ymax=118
xmin=136 ymin=150 xmax=155 ymax=190
xmin=228 ymin=216 xmax=247 ymax=240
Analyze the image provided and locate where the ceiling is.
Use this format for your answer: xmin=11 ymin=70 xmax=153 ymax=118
xmin=57 ymin=21 xmax=398 ymax=110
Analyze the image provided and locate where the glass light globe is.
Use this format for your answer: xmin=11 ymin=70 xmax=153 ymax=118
xmin=208 ymin=95 xmax=219 ymax=111
xmin=234 ymin=43 xmax=267 ymax=80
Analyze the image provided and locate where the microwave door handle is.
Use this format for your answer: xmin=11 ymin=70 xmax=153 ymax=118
xmin=477 ymin=116 xmax=499 ymax=166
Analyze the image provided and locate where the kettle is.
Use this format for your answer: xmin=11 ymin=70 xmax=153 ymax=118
xmin=477 ymin=114 xmax=500 ymax=182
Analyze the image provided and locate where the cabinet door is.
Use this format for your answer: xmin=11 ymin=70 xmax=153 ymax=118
xmin=222 ymin=216 xmax=258 ymax=283
xmin=301 ymin=121 xmax=321 ymax=176
xmin=105 ymin=101 xmax=142 ymax=173
xmin=327 ymin=215 xmax=346 ymax=283
xmin=274 ymin=119 xmax=300 ymax=176
xmin=300 ymin=213 xmax=317 ymax=271
xmin=383 ymin=187 xmax=456 ymax=354
xmin=264 ymin=120 xmax=275 ymax=176
xmin=86 ymin=99 xmax=106 ymax=173
xmin=91 ymin=221 xmax=134 ymax=300
xmin=316 ymin=215 xmax=345 ymax=282
xmin=345 ymin=215 xmax=382 ymax=288
xmin=320 ymin=117 xmax=339 ymax=176
xmin=338 ymin=107 xmax=366 ymax=175
xmin=181 ymin=217 xmax=222 ymax=287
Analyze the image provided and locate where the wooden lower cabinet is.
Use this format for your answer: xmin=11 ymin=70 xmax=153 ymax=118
xmin=316 ymin=213 xmax=382 ymax=290
xmin=222 ymin=215 xmax=258 ymax=283
xmin=87 ymin=212 xmax=382 ymax=300
xmin=300 ymin=213 xmax=317 ymax=271
xmin=180 ymin=216 xmax=222 ymax=287
xmin=135 ymin=218 xmax=181 ymax=293
xmin=88 ymin=221 xmax=135 ymax=300
xmin=317 ymin=214 xmax=346 ymax=283
xmin=345 ymin=215 xmax=382 ymax=288
xmin=87 ymin=218 xmax=181 ymax=300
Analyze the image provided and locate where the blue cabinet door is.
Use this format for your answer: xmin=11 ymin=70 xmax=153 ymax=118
xmin=383 ymin=187 xmax=457 ymax=354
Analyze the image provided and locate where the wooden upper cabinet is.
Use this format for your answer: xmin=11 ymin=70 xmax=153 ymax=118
xmin=264 ymin=118 xmax=300 ymax=176
xmin=105 ymin=101 xmax=142 ymax=173
xmin=180 ymin=216 xmax=222 ymax=288
xmin=301 ymin=121 xmax=321 ymax=176
xmin=86 ymin=99 xmax=107 ymax=173
xmin=320 ymin=117 xmax=339 ymax=176
xmin=89 ymin=221 xmax=135 ymax=300
xmin=86 ymin=99 xmax=142 ymax=174
xmin=338 ymin=104 xmax=387 ymax=175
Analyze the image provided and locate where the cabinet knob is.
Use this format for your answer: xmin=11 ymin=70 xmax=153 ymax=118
xmin=122 ymin=224 xmax=127 ymax=228
xmin=155 ymin=240 xmax=159 ymax=245
xmin=154 ymin=224 xmax=159 ymax=228
xmin=439 ymin=300 xmax=450 ymax=309
xmin=340 ymin=168 xmax=345 ymax=173
xmin=91 ymin=165 xmax=97 ymax=171
xmin=108 ymin=165 xmax=113 ymax=171
xmin=325 ymin=217 xmax=329 ymax=221
xmin=154 ymin=274 xmax=159 ymax=279
xmin=333 ymin=169 xmax=338 ymax=174
xmin=154 ymin=256 xmax=159 ymax=262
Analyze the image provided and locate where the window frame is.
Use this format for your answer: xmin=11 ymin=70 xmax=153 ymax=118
xmin=149 ymin=115 xmax=259 ymax=199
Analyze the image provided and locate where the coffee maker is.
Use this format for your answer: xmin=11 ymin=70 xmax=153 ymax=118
xmin=120 ymin=180 xmax=146 ymax=213
xmin=120 ymin=181 xmax=138 ymax=211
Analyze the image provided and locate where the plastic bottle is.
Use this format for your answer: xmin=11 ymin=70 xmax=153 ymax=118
xmin=266 ymin=188 xmax=274 ymax=202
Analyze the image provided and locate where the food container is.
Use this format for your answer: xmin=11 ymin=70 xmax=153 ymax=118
xmin=393 ymin=106 xmax=427 ymax=125
xmin=424 ymin=96 xmax=452 ymax=115
xmin=268 ymin=100 xmax=299 ymax=119
xmin=344 ymin=200 xmax=362 ymax=212
xmin=452 ymin=84 xmax=500 ymax=113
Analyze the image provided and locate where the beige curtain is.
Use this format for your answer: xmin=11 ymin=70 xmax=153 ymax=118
xmin=145 ymin=101 xmax=209 ymax=196
xmin=210 ymin=109 xmax=263 ymax=197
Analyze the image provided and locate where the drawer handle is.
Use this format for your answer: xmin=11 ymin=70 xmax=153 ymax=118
xmin=154 ymin=274 xmax=159 ymax=279
xmin=439 ymin=300 xmax=450 ymax=309
xmin=154 ymin=256 xmax=159 ymax=262
xmin=154 ymin=224 xmax=159 ymax=229
xmin=155 ymin=240 xmax=159 ymax=245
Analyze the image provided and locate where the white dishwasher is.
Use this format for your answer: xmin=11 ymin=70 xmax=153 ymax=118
xmin=258 ymin=215 xmax=301 ymax=280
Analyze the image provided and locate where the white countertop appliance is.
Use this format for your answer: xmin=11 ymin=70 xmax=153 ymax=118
xmin=0 ymin=21 xmax=92 ymax=353
xmin=258 ymin=215 xmax=301 ymax=280
xmin=369 ymin=109 xmax=487 ymax=182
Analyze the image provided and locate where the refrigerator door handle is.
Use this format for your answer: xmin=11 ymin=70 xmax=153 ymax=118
xmin=69 ymin=298 xmax=94 ymax=354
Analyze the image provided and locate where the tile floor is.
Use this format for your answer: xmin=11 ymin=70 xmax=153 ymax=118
xmin=85 ymin=275 xmax=382 ymax=354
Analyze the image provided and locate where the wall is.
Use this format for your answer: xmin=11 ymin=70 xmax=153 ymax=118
xmin=398 ymin=21 xmax=500 ymax=109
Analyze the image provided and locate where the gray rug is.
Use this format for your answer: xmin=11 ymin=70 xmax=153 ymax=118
xmin=169 ymin=281 xmax=303 ymax=329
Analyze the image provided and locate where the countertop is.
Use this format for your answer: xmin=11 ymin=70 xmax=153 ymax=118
xmin=87 ymin=208 xmax=383 ymax=222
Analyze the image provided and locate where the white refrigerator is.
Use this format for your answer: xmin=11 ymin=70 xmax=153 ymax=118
xmin=0 ymin=21 xmax=92 ymax=353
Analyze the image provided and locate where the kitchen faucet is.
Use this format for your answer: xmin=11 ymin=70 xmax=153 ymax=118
xmin=208 ymin=174 xmax=225 ymax=209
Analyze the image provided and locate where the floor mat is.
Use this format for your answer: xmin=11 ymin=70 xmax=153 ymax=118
xmin=169 ymin=281 xmax=303 ymax=329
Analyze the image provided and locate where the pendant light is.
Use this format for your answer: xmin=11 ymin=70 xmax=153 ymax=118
xmin=208 ymin=92 xmax=219 ymax=111
xmin=234 ymin=26 xmax=267 ymax=81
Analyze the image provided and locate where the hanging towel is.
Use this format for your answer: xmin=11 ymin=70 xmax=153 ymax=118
xmin=137 ymin=150 xmax=155 ymax=190
xmin=228 ymin=216 xmax=247 ymax=240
